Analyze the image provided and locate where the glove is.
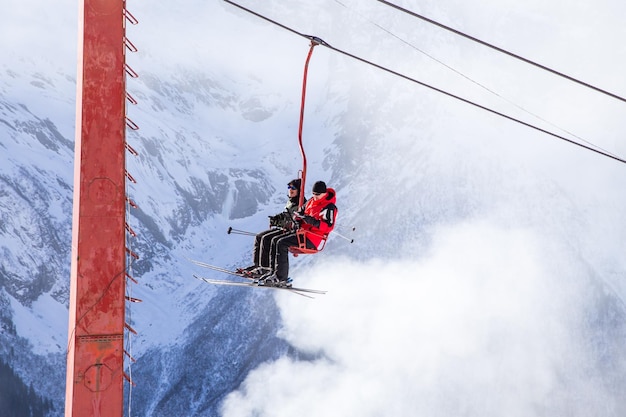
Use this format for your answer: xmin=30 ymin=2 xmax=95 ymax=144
xmin=270 ymin=213 xmax=295 ymax=229
xmin=268 ymin=215 xmax=279 ymax=227
xmin=301 ymin=215 xmax=319 ymax=227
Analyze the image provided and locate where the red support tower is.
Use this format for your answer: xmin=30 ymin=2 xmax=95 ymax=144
xmin=65 ymin=1 xmax=127 ymax=416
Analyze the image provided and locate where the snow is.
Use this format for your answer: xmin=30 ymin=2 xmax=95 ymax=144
xmin=8 ymin=292 xmax=67 ymax=355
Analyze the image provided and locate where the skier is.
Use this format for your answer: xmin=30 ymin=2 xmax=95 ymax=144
xmin=238 ymin=178 xmax=305 ymax=275
xmin=261 ymin=180 xmax=337 ymax=287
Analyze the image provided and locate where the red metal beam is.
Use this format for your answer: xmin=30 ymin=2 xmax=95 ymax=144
xmin=66 ymin=1 xmax=127 ymax=416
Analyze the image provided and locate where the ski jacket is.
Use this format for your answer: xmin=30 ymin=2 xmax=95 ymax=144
xmin=299 ymin=188 xmax=337 ymax=247
xmin=284 ymin=195 xmax=304 ymax=217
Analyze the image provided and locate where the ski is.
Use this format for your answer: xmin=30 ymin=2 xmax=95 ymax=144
xmin=188 ymin=258 xmax=327 ymax=297
xmin=187 ymin=257 xmax=254 ymax=278
xmin=193 ymin=274 xmax=326 ymax=298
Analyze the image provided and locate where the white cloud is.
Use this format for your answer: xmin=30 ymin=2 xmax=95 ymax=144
xmin=222 ymin=220 xmax=616 ymax=416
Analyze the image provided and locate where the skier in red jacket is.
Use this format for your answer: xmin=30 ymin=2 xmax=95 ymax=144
xmin=262 ymin=181 xmax=337 ymax=287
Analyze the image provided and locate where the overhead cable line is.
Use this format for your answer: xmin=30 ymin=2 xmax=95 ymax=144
xmin=222 ymin=0 xmax=626 ymax=165
xmin=377 ymin=0 xmax=626 ymax=105
xmin=333 ymin=0 xmax=620 ymax=161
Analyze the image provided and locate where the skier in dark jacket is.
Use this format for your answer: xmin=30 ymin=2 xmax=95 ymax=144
xmin=262 ymin=180 xmax=337 ymax=287
xmin=239 ymin=178 xmax=305 ymax=274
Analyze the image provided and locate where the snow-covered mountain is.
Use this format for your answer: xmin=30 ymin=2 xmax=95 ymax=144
xmin=1 ymin=0 xmax=626 ymax=416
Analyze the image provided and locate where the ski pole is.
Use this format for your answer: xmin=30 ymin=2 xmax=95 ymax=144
xmin=333 ymin=231 xmax=354 ymax=243
xmin=227 ymin=226 xmax=257 ymax=236
xmin=333 ymin=226 xmax=355 ymax=244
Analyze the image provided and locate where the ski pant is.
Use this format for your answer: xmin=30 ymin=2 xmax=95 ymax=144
xmin=254 ymin=228 xmax=289 ymax=268
xmin=271 ymin=232 xmax=315 ymax=280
